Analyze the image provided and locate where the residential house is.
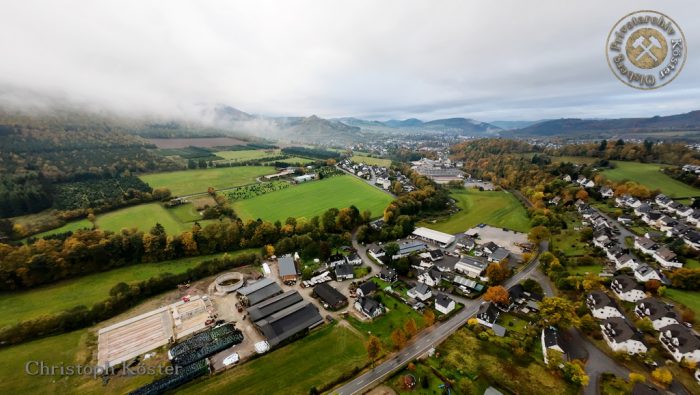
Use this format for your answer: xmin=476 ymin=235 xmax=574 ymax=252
xmin=542 ymin=326 xmax=568 ymax=365
xmin=562 ymin=174 xmax=572 ymax=182
xmin=455 ymin=256 xmax=488 ymax=278
xmin=634 ymin=265 xmax=661 ymax=283
xmin=476 ymin=301 xmax=500 ymax=328
xmin=634 ymin=203 xmax=652 ymax=217
xmin=482 ymin=242 xmax=499 ymax=255
xmin=634 ymin=298 xmax=680 ymax=330
xmin=610 ymin=275 xmax=646 ymax=302
xmin=614 ymin=252 xmax=639 ymax=271
xmin=653 ymin=247 xmax=682 ymax=269
xmin=683 ymin=231 xmax=700 ymax=249
xmin=346 ymin=253 xmax=363 ymax=266
xmin=328 ymin=254 xmax=347 ymax=268
xmin=417 ymin=266 xmax=443 ymax=287
xmin=600 ymin=317 xmax=648 ymax=355
xmin=634 ymin=237 xmax=657 ymax=255
xmin=378 ymin=267 xmax=397 ymax=283
xmin=655 ymin=194 xmax=673 ymax=208
xmin=407 ymin=282 xmax=433 ymax=301
xmin=335 ymin=264 xmax=355 ymax=281
xmin=658 ymin=324 xmax=700 ymax=363
xmin=600 ymin=187 xmax=614 ymax=198
xmin=354 ymin=296 xmax=384 ymax=319
xmin=586 ymin=291 xmax=624 ymax=319
xmin=488 ymin=247 xmax=510 ymax=263
xmin=356 ymin=281 xmax=378 ymax=298
xmin=435 ymin=294 xmax=456 ymax=315
xmin=456 ymin=235 xmax=475 ymax=251
xmin=548 ymin=196 xmax=562 ymax=206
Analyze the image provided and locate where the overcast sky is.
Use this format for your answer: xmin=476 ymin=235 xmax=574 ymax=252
xmin=0 ymin=0 xmax=698 ymax=122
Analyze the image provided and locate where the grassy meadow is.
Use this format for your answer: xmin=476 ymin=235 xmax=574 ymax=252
xmin=231 ymin=175 xmax=393 ymax=222
xmin=420 ymin=189 xmax=530 ymax=233
xmin=139 ymin=166 xmax=275 ymax=196
xmin=96 ymin=202 xmax=191 ymax=234
xmin=665 ymin=288 xmax=700 ymax=318
xmin=602 ymin=161 xmax=700 ymax=198
xmin=0 ymin=251 xmax=258 ymax=329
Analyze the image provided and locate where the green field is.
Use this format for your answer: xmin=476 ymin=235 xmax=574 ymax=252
xmin=181 ymin=324 xmax=366 ymax=395
xmin=29 ymin=218 xmax=93 ymax=239
xmin=347 ymin=293 xmax=425 ymax=347
xmin=350 ymin=155 xmax=392 ymax=167
xmin=231 ymin=175 xmax=394 ymax=222
xmin=602 ymin=161 xmax=700 ymax=198
xmin=214 ymin=149 xmax=281 ymax=161
xmin=169 ymin=203 xmax=204 ymax=222
xmin=274 ymin=156 xmax=314 ymax=165
xmin=419 ymin=189 xmax=530 ymax=233
xmin=96 ymin=203 xmax=190 ymax=234
xmin=0 ymin=251 xmax=253 ymax=329
xmin=140 ymin=166 xmax=275 ymax=196
xmin=665 ymin=288 xmax=700 ymax=317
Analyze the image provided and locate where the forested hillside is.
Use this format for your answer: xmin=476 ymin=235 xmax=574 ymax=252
xmin=0 ymin=113 xmax=180 ymax=217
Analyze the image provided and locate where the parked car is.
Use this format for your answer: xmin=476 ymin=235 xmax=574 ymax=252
xmin=223 ymin=353 xmax=240 ymax=366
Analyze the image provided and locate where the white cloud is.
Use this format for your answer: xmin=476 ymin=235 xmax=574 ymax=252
xmin=0 ymin=0 xmax=697 ymax=121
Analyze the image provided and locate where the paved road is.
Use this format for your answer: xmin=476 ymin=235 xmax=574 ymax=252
xmin=588 ymin=205 xmax=637 ymax=248
xmin=333 ymin=241 xmax=548 ymax=395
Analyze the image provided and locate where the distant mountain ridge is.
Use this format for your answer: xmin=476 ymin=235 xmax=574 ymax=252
xmin=510 ymin=110 xmax=700 ymax=136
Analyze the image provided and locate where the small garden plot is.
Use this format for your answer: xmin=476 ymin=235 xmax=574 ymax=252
xmin=347 ymin=292 xmax=425 ymax=347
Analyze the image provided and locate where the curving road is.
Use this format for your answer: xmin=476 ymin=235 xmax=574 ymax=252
xmin=333 ymin=241 xmax=548 ymax=395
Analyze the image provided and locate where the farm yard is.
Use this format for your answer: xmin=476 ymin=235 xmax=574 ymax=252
xmin=231 ymin=175 xmax=394 ymax=223
xmin=350 ymin=154 xmax=392 ymax=167
xmin=139 ymin=166 xmax=275 ymax=196
xmin=181 ymin=324 xmax=366 ymax=395
xmin=420 ymin=189 xmax=530 ymax=234
xmin=601 ymin=161 xmax=700 ymax=198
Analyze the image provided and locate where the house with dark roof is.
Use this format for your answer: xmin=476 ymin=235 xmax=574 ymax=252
xmin=255 ymin=301 xmax=324 ymax=346
xmin=278 ymin=254 xmax=298 ymax=284
xmin=313 ymin=283 xmax=348 ymax=310
xmin=653 ymin=247 xmax=682 ymax=269
xmin=356 ymin=280 xmax=378 ymax=298
xmin=417 ymin=266 xmax=442 ymax=287
xmin=456 ymin=235 xmax=475 ymax=251
xmin=586 ymin=291 xmax=623 ymax=319
xmin=476 ymin=301 xmax=500 ymax=328
xmin=634 ymin=237 xmax=657 ymax=255
xmin=346 ymin=252 xmax=362 ymax=266
xmin=379 ymin=267 xmax=397 ymax=282
xmin=354 ymin=296 xmax=384 ymax=319
xmin=600 ymin=317 xmax=647 ymax=355
xmin=328 ymin=254 xmax=347 ymax=268
xmin=435 ymin=294 xmax=455 ymax=315
xmin=482 ymin=242 xmax=499 ymax=255
xmin=335 ymin=264 xmax=355 ymax=281
xmin=634 ymin=298 xmax=680 ymax=330
xmin=610 ymin=275 xmax=646 ymax=302
xmin=248 ymin=290 xmax=304 ymax=322
xmin=507 ymin=283 xmax=542 ymax=313
xmin=634 ymin=265 xmax=661 ymax=283
xmin=541 ymin=326 xmax=568 ymax=365
xmin=407 ymin=282 xmax=432 ymax=301
xmin=658 ymin=324 xmax=700 ymax=363
xmin=488 ymin=247 xmax=510 ymax=263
